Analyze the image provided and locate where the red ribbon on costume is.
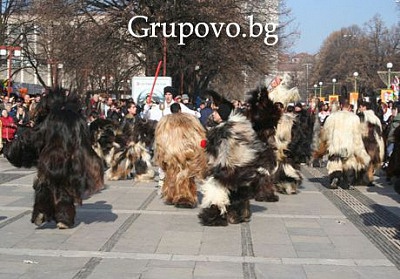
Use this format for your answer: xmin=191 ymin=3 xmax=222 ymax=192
xmin=200 ymin=139 xmax=207 ymax=148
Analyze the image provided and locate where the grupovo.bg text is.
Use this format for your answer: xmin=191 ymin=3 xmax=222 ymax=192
xmin=128 ymin=15 xmax=278 ymax=46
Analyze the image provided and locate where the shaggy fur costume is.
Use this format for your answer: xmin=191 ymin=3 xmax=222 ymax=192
xmin=154 ymin=112 xmax=207 ymax=208
xmin=315 ymin=110 xmax=370 ymax=189
xmin=274 ymin=113 xmax=303 ymax=194
xmin=90 ymin=118 xmax=120 ymax=167
xmin=244 ymin=87 xmax=303 ymax=195
xmin=90 ymin=117 xmax=156 ymax=181
xmin=267 ymin=73 xmax=301 ymax=107
xmin=386 ymin=126 xmax=400 ymax=194
xmin=245 ymin=87 xmax=282 ymax=143
xmin=6 ymin=88 xmax=104 ymax=229
xmin=358 ymin=110 xmax=385 ymax=185
xmin=198 ymin=113 xmax=279 ymax=226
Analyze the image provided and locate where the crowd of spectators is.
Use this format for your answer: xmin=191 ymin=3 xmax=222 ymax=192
xmin=0 ymin=93 xmax=40 ymax=156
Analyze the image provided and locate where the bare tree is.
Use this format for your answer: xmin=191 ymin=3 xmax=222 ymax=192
xmin=310 ymin=14 xmax=400 ymax=100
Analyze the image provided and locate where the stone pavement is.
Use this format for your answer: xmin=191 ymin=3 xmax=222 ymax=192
xmin=0 ymin=157 xmax=399 ymax=279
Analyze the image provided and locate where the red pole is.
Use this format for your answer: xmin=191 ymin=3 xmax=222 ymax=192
xmin=147 ymin=60 xmax=162 ymax=104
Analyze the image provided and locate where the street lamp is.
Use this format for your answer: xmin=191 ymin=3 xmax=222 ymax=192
xmin=353 ymin=72 xmax=359 ymax=93
xmin=318 ymin=81 xmax=323 ymax=98
xmin=332 ymin=78 xmax=337 ymax=95
xmin=313 ymin=84 xmax=318 ymax=98
xmin=387 ymin=62 xmax=393 ymax=89
xmin=0 ymin=46 xmax=21 ymax=97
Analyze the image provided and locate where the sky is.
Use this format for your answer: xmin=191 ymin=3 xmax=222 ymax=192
xmin=285 ymin=0 xmax=400 ymax=54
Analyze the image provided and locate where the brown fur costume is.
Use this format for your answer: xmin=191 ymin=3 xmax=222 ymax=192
xmin=154 ymin=112 xmax=207 ymax=207
xmin=315 ymin=110 xmax=370 ymax=189
xmin=6 ymin=88 xmax=104 ymax=229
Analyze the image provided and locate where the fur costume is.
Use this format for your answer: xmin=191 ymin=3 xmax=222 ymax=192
xmin=90 ymin=117 xmax=156 ymax=181
xmin=310 ymin=100 xmax=321 ymax=158
xmin=245 ymin=87 xmax=282 ymax=143
xmin=267 ymin=73 xmax=301 ymax=107
xmin=90 ymin=118 xmax=120 ymax=167
xmin=244 ymin=87 xmax=303 ymax=195
xmin=274 ymin=113 xmax=303 ymax=194
xmin=386 ymin=125 xmax=400 ymax=194
xmin=154 ymin=112 xmax=207 ymax=208
xmin=315 ymin=110 xmax=370 ymax=189
xmin=198 ymin=113 xmax=279 ymax=226
xmin=6 ymin=88 xmax=104 ymax=229
xmin=358 ymin=110 xmax=385 ymax=185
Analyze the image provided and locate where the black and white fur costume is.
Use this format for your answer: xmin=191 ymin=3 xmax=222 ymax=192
xmin=357 ymin=109 xmax=385 ymax=185
xmin=199 ymin=98 xmax=279 ymax=226
xmin=274 ymin=112 xmax=303 ymax=194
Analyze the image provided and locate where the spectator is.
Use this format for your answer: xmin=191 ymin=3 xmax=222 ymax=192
xmin=23 ymin=94 xmax=31 ymax=111
xmin=28 ymin=94 xmax=41 ymax=119
xmin=182 ymin=94 xmax=195 ymax=110
xmin=88 ymin=94 xmax=102 ymax=117
xmin=120 ymin=101 xmax=138 ymax=128
xmin=0 ymin=95 xmax=10 ymax=111
xmin=106 ymin=101 xmax=123 ymax=125
xmin=0 ymin=109 xmax=17 ymax=155
xmin=170 ymin=102 xmax=181 ymax=114
xmin=119 ymin=99 xmax=128 ymax=117
xmin=174 ymin=95 xmax=182 ymax=103
xmin=14 ymin=105 xmax=31 ymax=138
xmin=104 ymin=96 xmax=113 ymax=118
xmin=318 ymin=102 xmax=330 ymax=125
xmin=87 ymin=110 xmax=99 ymax=125
xmin=143 ymin=86 xmax=200 ymax=121
xmin=199 ymin=101 xmax=213 ymax=127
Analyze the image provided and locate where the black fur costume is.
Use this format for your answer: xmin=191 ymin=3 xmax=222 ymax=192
xmin=198 ymin=89 xmax=279 ymax=226
xmin=6 ymin=88 xmax=104 ymax=229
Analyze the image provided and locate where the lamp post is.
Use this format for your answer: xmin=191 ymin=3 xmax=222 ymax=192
xmin=353 ymin=72 xmax=359 ymax=93
xmin=313 ymin=84 xmax=317 ymax=98
xmin=318 ymin=81 xmax=323 ymax=98
xmin=387 ymin=62 xmax=393 ymax=89
xmin=0 ymin=46 xmax=21 ymax=97
xmin=332 ymin=78 xmax=337 ymax=95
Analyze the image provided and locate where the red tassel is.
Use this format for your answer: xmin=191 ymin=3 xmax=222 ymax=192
xmin=200 ymin=139 xmax=207 ymax=148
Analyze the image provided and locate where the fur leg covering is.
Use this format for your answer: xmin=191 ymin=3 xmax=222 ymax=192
xmin=199 ymin=177 xmax=230 ymax=226
xmin=31 ymin=178 xmax=55 ymax=226
xmin=53 ymin=188 xmax=76 ymax=229
xmin=274 ymin=162 xmax=302 ymax=194
xmin=155 ymin=113 xmax=207 ymax=208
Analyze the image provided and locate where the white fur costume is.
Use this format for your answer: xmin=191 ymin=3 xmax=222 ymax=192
xmin=318 ymin=110 xmax=370 ymax=188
